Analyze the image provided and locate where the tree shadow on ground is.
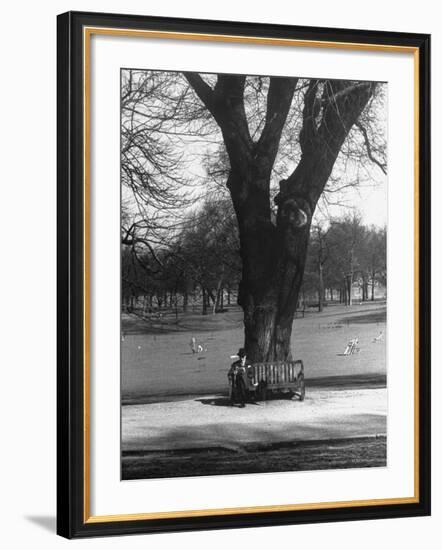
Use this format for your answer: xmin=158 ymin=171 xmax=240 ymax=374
xmin=195 ymin=397 xmax=261 ymax=407
xmin=339 ymin=310 xmax=386 ymax=324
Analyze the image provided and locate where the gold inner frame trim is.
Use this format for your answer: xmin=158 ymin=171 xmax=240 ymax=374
xmin=82 ymin=26 xmax=420 ymax=524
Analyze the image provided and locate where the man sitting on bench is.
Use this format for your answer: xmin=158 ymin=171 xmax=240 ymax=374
xmin=228 ymin=347 xmax=254 ymax=407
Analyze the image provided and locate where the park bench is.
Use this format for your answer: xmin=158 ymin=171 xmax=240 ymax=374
xmin=249 ymin=360 xmax=305 ymax=401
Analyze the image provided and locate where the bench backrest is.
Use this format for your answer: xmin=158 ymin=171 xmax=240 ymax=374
xmin=250 ymin=360 xmax=303 ymax=386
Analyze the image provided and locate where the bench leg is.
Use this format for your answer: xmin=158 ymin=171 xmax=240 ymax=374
xmin=298 ymin=374 xmax=305 ymax=401
xmin=258 ymin=381 xmax=267 ymax=402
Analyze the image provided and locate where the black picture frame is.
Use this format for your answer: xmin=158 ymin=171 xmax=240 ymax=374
xmin=57 ymin=10 xmax=431 ymax=539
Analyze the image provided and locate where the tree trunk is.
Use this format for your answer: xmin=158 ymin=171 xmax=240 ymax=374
xmin=235 ymin=174 xmax=312 ymax=362
xmin=362 ymin=279 xmax=367 ymax=301
xmin=318 ymin=263 xmax=324 ymax=312
xmin=213 ymin=277 xmax=223 ymax=314
xmin=202 ymin=287 xmax=208 ymax=315
xmin=346 ymin=274 xmax=353 ymax=306
xmin=342 ymin=280 xmax=348 ymax=305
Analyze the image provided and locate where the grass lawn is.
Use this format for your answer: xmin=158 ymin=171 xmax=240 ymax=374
xmin=122 ymin=302 xmax=386 ymax=403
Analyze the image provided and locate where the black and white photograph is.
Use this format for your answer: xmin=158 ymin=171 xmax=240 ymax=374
xmin=120 ymin=69 xmax=388 ymax=480
xmin=0 ymin=0 xmax=435 ymax=544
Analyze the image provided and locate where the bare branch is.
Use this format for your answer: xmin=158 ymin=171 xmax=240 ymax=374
xmin=356 ymin=121 xmax=387 ymax=174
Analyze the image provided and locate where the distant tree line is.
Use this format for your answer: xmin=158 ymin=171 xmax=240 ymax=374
xmin=122 ymin=197 xmax=240 ymax=316
xmin=122 ymin=198 xmax=386 ymax=316
xmin=302 ymin=214 xmax=386 ymax=310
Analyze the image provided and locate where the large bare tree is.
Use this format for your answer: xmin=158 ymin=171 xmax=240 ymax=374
xmin=184 ymin=74 xmax=376 ymax=361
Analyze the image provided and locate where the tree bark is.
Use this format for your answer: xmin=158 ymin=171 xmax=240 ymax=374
xmin=237 ymin=210 xmax=311 ymax=361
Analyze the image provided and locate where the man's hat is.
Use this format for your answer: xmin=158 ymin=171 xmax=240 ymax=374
xmin=237 ymin=347 xmax=246 ymax=358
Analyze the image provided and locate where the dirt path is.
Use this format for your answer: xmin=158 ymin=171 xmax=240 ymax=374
xmin=122 ymin=387 xmax=386 ymax=453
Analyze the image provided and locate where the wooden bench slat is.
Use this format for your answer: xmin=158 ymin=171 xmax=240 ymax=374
xmin=248 ymin=360 xmax=303 ymax=389
xmin=242 ymin=360 xmax=304 ymax=401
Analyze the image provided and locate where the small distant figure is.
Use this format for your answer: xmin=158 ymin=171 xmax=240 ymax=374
xmin=343 ymin=338 xmax=359 ymax=356
xmin=190 ymin=337 xmax=197 ymax=354
xmin=190 ymin=337 xmax=207 ymax=354
xmin=372 ymin=331 xmax=384 ymax=343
